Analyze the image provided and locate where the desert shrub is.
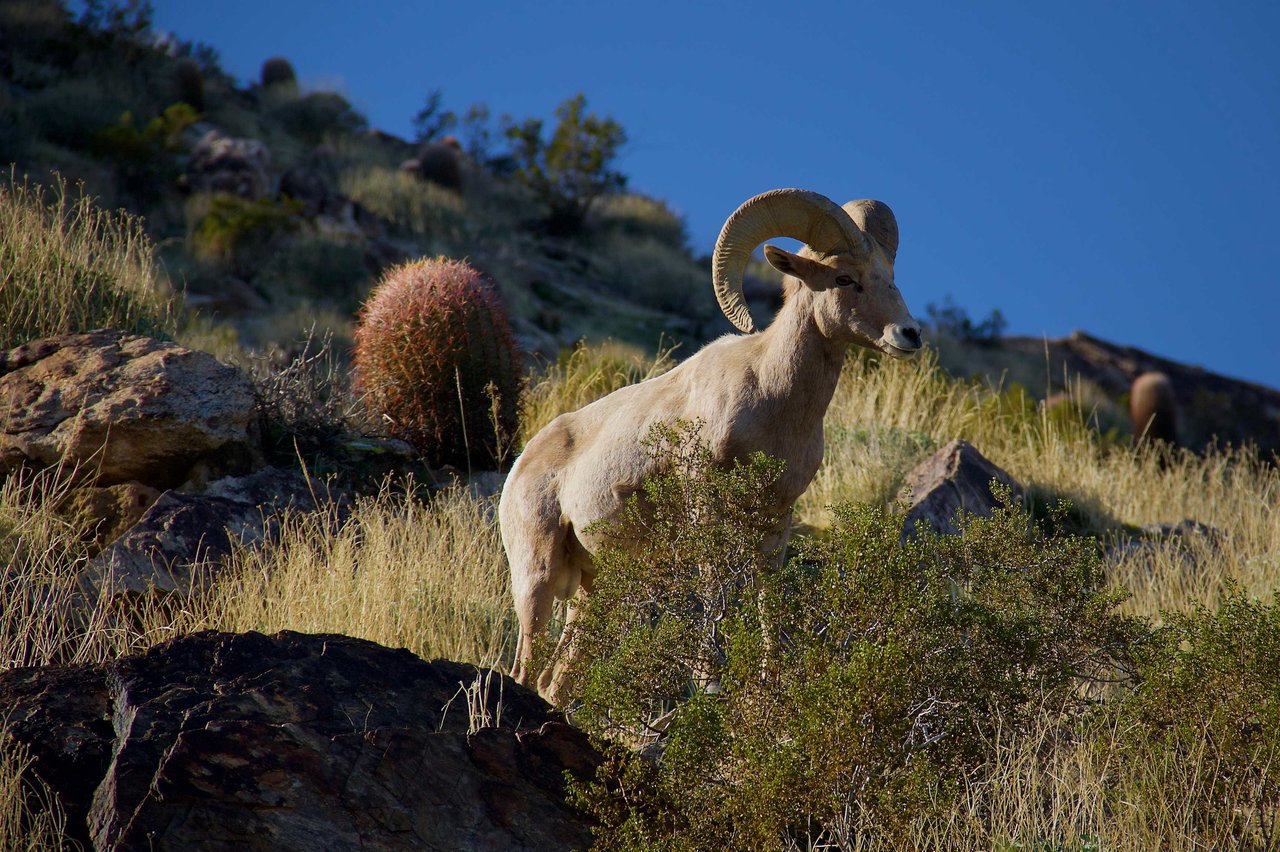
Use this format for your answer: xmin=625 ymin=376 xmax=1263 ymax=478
xmin=259 ymin=235 xmax=370 ymax=306
xmin=22 ymin=76 xmax=132 ymax=149
xmin=593 ymin=232 xmax=712 ymax=316
xmin=588 ymin=193 xmax=688 ymax=249
xmin=91 ymin=102 xmax=199 ymax=202
xmin=0 ymin=173 xmax=176 ymax=348
xmin=190 ymin=193 xmax=303 ymax=274
xmin=1107 ymin=586 xmax=1280 ymax=845
xmin=925 ymin=295 xmax=1007 ymax=344
xmin=565 ymin=425 xmax=1141 ymax=849
xmin=272 ymin=90 xmax=367 ymax=146
xmin=354 ymin=257 xmax=521 ymax=470
xmin=503 ymin=92 xmax=626 ymax=235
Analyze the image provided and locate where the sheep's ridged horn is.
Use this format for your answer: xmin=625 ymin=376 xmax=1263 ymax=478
xmin=712 ymin=188 xmax=868 ymax=333
xmin=844 ymin=199 xmax=898 ymax=265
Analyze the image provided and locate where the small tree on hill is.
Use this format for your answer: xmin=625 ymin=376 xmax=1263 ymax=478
xmin=503 ymin=93 xmax=627 ymax=236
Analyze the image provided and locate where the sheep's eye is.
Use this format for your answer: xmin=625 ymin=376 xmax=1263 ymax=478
xmin=836 ymin=275 xmax=856 ymax=288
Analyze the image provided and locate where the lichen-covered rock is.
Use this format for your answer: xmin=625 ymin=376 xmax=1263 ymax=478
xmin=81 ymin=466 xmax=318 ymax=599
xmin=0 ymin=631 xmax=600 ymax=851
xmin=185 ymin=129 xmax=272 ymax=199
xmin=899 ymin=439 xmax=1022 ymax=539
xmin=0 ymin=330 xmax=258 ymax=488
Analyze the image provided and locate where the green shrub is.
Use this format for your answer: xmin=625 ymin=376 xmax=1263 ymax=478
xmin=588 ymin=193 xmax=688 ymax=250
xmin=1109 ymin=586 xmax=1280 ymax=843
xmin=0 ymin=173 xmax=176 ymax=348
xmin=593 ymin=232 xmax=712 ymax=316
xmin=273 ymin=91 xmax=367 ymax=146
xmin=259 ymin=235 xmax=370 ymax=306
xmin=353 ymin=257 xmax=521 ymax=470
xmin=565 ymin=424 xmax=1141 ymax=849
xmin=503 ymin=92 xmax=626 ymax=235
xmin=191 ymin=193 xmax=303 ymax=274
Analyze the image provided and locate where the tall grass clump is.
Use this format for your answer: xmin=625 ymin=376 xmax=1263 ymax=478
xmin=0 ymin=174 xmax=177 ymax=349
xmin=0 ymin=734 xmax=69 ymax=851
xmin=177 ymin=485 xmax=514 ymax=668
xmin=805 ymin=347 xmax=1280 ymax=615
xmin=338 ymin=166 xmax=467 ymax=250
xmin=563 ymin=423 xmax=1141 ymax=850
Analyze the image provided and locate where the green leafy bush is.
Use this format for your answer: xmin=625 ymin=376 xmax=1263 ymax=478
xmin=191 ymin=194 xmax=302 ymax=273
xmin=353 ymin=257 xmax=521 ymax=470
xmin=503 ymin=93 xmax=626 ymax=235
xmin=272 ymin=91 xmax=367 ymax=146
xmin=1109 ymin=586 xmax=1280 ymax=844
xmin=565 ymin=425 xmax=1141 ymax=849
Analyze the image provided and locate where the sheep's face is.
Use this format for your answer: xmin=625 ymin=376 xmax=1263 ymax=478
xmin=763 ymin=244 xmax=922 ymax=359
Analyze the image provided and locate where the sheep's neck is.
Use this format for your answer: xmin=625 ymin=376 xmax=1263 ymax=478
xmin=754 ymin=292 xmax=846 ymax=426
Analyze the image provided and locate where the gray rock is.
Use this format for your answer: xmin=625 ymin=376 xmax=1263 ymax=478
xmin=185 ymin=129 xmax=272 ymax=199
xmin=0 ymin=330 xmax=258 ymax=488
xmin=0 ymin=631 xmax=600 ymax=851
xmin=899 ymin=439 xmax=1022 ymax=539
xmin=82 ymin=466 xmax=318 ymax=599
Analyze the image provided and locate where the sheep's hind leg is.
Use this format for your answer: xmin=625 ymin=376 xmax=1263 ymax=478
xmin=508 ymin=518 xmax=573 ymax=689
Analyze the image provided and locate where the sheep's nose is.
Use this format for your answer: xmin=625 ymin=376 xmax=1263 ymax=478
xmin=902 ymin=327 xmax=922 ymax=347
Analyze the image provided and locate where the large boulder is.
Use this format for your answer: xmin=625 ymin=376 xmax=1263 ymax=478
xmin=899 ymin=439 xmax=1022 ymax=539
xmin=184 ymin=129 xmax=272 ymax=199
xmin=81 ymin=466 xmax=319 ymax=600
xmin=0 ymin=330 xmax=258 ymax=488
xmin=0 ymin=630 xmax=600 ymax=851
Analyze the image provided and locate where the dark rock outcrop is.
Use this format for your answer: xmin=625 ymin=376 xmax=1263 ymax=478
xmin=1003 ymin=330 xmax=1280 ymax=455
xmin=0 ymin=330 xmax=258 ymax=488
xmin=81 ymin=466 xmax=319 ymax=600
xmin=899 ymin=439 xmax=1022 ymax=539
xmin=0 ymin=631 xmax=600 ymax=851
xmin=184 ymin=129 xmax=272 ymax=199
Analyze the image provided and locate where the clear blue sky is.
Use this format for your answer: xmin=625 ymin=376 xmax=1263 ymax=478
xmin=149 ymin=1 xmax=1280 ymax=390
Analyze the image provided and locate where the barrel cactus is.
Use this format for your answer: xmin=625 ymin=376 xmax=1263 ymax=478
xmin=174 ymin=57 xmax=205 ymax=111
xmin=260 ymin=56 xmax=297 ymax=90
xmin=354 ymin=258 xmax=521 ymax=470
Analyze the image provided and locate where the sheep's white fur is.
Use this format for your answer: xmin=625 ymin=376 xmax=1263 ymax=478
xmin=499 ymin=191 xmax=922 ymax=700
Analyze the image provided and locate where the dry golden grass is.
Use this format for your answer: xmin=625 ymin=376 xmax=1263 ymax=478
xmin=801 ymin=348 xmax=1280 ymax=616
xmin=0 ymin=172 xmax=177 ymax=349
xmin=171 ymin=484 xmax=515 ymax=668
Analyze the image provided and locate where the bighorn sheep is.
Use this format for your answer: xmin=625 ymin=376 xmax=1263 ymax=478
xmin=1130 ymin=371 xmax=1179 ymax=447
xmin=499 ymin=188 xmax=923 ymax=700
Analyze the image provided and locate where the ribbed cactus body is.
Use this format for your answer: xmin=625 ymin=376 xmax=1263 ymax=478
xmin=354 ymin=258 xmax=520 ymax=470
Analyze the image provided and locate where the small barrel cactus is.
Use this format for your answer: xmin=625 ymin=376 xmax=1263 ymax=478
xmin=354 ymin=258 xmax=521 ymax=470
xmin=260 ymin=56 xmax=297 ymax=90
xmin=174 ymin=57 xmax=205 ymax=112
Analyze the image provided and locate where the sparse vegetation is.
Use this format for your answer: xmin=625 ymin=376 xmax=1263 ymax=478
xmin=2 ymin=4 xmax=1280 ymax=848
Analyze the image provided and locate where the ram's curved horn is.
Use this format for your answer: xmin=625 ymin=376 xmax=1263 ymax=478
xmin=712 ymin=189 xmax=869 ymax=333
xmin=844 ymin=199 xmax=898 ymax=265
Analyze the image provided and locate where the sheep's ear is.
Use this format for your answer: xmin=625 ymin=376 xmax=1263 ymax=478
xmin=764 ymin=245 xmax=830 ymax=290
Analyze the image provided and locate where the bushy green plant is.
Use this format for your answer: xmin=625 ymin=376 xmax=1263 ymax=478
xmin=588 ymin=193 xmax=688 ymax=250
xmin=593 ymin=232 xmax=712 ymax=316
xmin=273 ymin=91 xmax=367 ymax=146
xmin=926 ymin=295 xmax=1007 ymax=344
xmin=191 ymin=193 xmax=302 ymax=273
xmin=565 ymin=425 xmax=1142 ymax=849
xmin=353 ymin=257 xmax=521 ymax=470
xmin=503 ymin=92 xmax=626 ymax=235
xmin=1109 ymin=586 xmax=1280 ymax=844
